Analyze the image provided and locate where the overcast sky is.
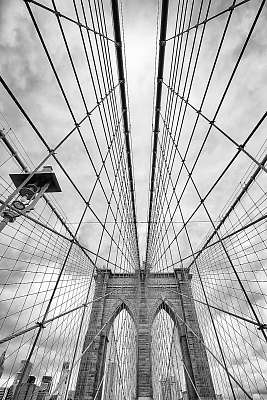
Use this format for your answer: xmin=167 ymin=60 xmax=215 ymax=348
xmin=0 ymin=0 xmax=267 ymax=397
xmin=0 ymin=0 xmax=267 ymax=260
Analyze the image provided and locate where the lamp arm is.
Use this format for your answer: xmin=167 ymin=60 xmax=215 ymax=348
xmin=24 ymin=182 xmax=50 ymax=212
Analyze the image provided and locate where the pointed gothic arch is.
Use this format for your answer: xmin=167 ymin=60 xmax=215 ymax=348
xmin=152 ymin=299 xmax=182 ymax=329
xmin=151 ymin=304 xmax=185 ymax=400
xmin=103 ymin=306 xmax=137 ymax=400
xmin=103 ymin=300 xmax=137 ymax=337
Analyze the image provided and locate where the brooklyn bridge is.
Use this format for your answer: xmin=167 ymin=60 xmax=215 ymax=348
xmin=0 ymin=0 xmax=266 ymax=400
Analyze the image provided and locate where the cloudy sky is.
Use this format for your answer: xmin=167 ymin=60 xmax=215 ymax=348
xmin=0 ymin=0 xmax=267 ymax=261
xmin=0 ymin=0 xmax=267 ymax=398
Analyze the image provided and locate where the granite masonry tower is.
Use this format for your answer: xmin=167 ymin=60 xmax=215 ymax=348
xmin=74 ymin=268 xmax=215 ymax=400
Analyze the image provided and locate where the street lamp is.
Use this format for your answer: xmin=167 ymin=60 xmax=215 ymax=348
xmin=0 ymin=166 xmax=61 ymax=232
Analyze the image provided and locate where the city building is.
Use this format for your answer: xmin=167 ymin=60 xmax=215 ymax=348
xmin=37 ymin=376 xmax=53 ymax=400
xmin=0 ymin=352 xmax=6 ymax=380
xmin=102 ymin=362 xmax=117 ymax=400
xmin=67 ymin=390 xmax=75 ymax=400
xmin=55 ymin=362 xmax=69 ymax=400
xmin=253 ymin=395 xmax=267 ymax=400
xmin=160 ymin=376 xmax=181 ymax=400
xmin=0 ymin=387 xmax=6 ymax=400
xmin=13 ymin=361 xmax=33 ymax=388
xmin=181 ymin=391 xmax=188 ymax=400
xmin=5 ymin=386 xmax=14 ymax=400
xmin=15 ymin=376 xmax=39 ymax=400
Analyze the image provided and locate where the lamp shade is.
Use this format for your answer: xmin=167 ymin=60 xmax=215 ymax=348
xmin=10 ymin=166 xmax=61 ymax=193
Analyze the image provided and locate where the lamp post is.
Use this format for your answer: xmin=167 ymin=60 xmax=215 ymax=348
xmin=0 ymin=166 xmax=61 ymax=232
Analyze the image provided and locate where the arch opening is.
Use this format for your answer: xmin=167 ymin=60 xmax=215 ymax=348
xmin=151 ymin=303 xmax=186 ymax=400
xmin=102 ymin=308 xmax=137 ymax=400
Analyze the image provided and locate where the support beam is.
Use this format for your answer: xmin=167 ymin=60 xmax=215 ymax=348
xmin=137 ymin=273 xmax=153 ymax=399
xmin=175 ymin=269 xmax=216 ymax=400
xmin=110 ymin=0 xmax=140 ymax=269
xmin=146 ymin=0 xmax=170 ymax=268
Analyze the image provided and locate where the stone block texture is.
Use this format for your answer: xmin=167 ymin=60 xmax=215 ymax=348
xmin=74 ymin=269 xmax=215 ymax=400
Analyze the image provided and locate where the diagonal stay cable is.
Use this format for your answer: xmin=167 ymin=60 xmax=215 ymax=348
xmin=100 ymin=0 xmax=139 ymax=264
xmin=76 ymin=0 xmax=139 ymax=268
xmin=165 ymin=0 xmax=253 ymax=42
xmin=2 ymin=1 xmax=136 ymax=269
xmin=88 ymin=0 xmax=138 ymax=268
xmin=174 ymin=144 xmax=267 ymax=342
xmin=149 ymin=0 xmax=235 ymax=262
xmin=74 ymin=0 xmax=138 ymax=268
xmin=149 ymin=0 xmax=266 ymax=264
xmin=0 ymin=74 xmax=132 ymax=268
xmin=40 ymin=0 xmax=136 ymax=268
xmin=0 ymin=292 xmax=113 ymax=346
xmin=153 ymin=114 xmax=267 ymax=273
xmin=24 ymin=0 xmax=115 ymax=42
xmin=159 ymin=212 xmax=267 ymax=272
xmin=171 ymin=302 xmax=254 ymax=400
xmin=162 ymin=82 xmax=267 ymax=173
xmin=148 ymin=0 xmax=212 ymax=262
xmin=148 ymin=0 xmax=196 ymax=265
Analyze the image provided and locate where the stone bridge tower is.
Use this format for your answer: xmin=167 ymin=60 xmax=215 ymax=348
xmin=74 ymin=268 xmax=215 ymax=400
